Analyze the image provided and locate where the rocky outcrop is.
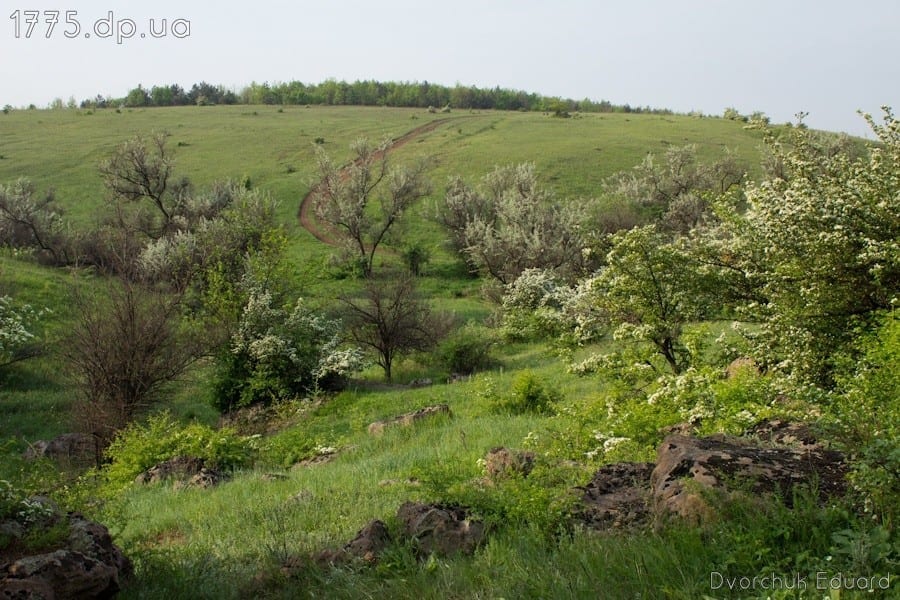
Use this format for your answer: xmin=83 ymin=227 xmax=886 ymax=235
xmin=367 ymin=404 xmax=451 ymax=436
xmin=134 ymin=456 xmax=228 ymax=488
xmin=578 ymin=462 xmax=655 ymax=529
xmin=314 ymin=520 xmax=392 ymax=566
xmin=651 ymin=432 xmax=846 ymax=522
xmin=483 ymin=447 xmax=535 ymax=480
xmin=396 ymin=502 xmax=485 ymax=557
xmin=1 ymin=513 xmax=130 ymax=600
xmin=577 ymin=420 xmax=847 ymax=528
xmin=23 ymin=434 xmax=97 ymax=468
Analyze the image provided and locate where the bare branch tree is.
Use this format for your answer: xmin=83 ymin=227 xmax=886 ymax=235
xmin=64 ymin=279 xmax=201 ymax=446
xmin=99 ymin=132 xmax=187 ymax=238
xmin=314 ymin=138 xmax=431 ymax=277
xmin=339 ymin=273 xmax=449 ymax=381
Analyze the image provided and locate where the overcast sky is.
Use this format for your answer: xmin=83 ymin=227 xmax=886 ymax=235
xmin=2 ymin=0 xmax=897 ymax=136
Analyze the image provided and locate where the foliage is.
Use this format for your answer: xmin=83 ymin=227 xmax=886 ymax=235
xmin=99 ymin=132 xmax=187 ymax=239
xmin=434 ymin=321 xmax=496 ymax=375
xmin=602 ymin=144 xmax=745 ymax=233
xmin=0 ymin=294 xmax=45 ymax=370
xmin=437 ymin=163 xmax=589 ymax=284
xmin=485 ymin=371 xmax=560 ymax=415
xmin=0 ymin=178 xmax=70 ymax=264
xmin=498 ymin=269 xmax=575 ymax=342
xmin=340 ymin=273 xmax=449 ymax=381
xmin=573 ymin=225 xmax=719 ymax=375
xmin=824 ymin=313 xmax=900 ymax=524
xmin=314 ymin=138 xmax=431 ymax=278
xmin=213 ymin=286 xmax=362 ymax=412
xmin=101 ymin=412 xmax=252 ymax=492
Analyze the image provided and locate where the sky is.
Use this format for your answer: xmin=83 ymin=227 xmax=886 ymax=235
xmin=1 ymin=0 xmax=898 ymax=136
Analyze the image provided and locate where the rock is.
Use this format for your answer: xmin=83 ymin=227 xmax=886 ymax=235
xmin=314 ymin=520 xmax=392 ymax=566
xmin=4 ymin=549 xmax=119 ymax=599
xmin=1 ymin=515 xmax=129 ymax=600
xmin=659 ymin=422 xmax=697 ymax=436
xmin=396 ymin=502 xmax=484 ymax=557
xmin=724 ymin=357 xmax=759 ymax=379
xmin=651 ymin=434 xmax=847 ymax=523
xmin=291 ymin=453 xmax=336 ymax=469
xmin=66 ymin=515 xmax=132 ymax=580
xmin=0 ymin=577 xmax=56 ymax=599
xmin=408 ymin=378 xmax=433 ymax=388
xmin=447 ymin=373 xmax=469 ymax=384
xmin=186 ymin=468 xmax=228 ymax=489
xmin=367 ymin=404 xmax=451 ymax=436
xmin=0 ymin=520 xmax=26 ymax=540
xmin=22 ymin=434 xmax=97 ymax=468
xmin=134 ymin=456 xmax=205 ymax=485
xmin=578 ymin=462 xmax=655 ymax=529
xmin=342 ymin=520 xmax=391 ymax=564
xmin=483 ymin=447 xmax=535 ymax=480
xmin=746 ymin=418 xmax=821 ymax=449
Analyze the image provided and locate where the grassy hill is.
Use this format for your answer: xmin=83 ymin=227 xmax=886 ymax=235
xmin=2 ymin=106 xmax=894 ymax=598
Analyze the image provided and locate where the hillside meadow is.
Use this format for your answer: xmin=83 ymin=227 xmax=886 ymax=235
xmin=1 ymin=105 xmax=896 ymax=598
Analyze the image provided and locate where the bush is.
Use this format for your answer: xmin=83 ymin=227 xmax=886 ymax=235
xmin=101 ymin=412 xmax=253 ymax=491
xmin=435 ymin=322 xmax=496 ymax=375
xmin=495 ymin=371 xmax=560 ymax=415
xmin=213 ymin=289 xmax=363 ymax=412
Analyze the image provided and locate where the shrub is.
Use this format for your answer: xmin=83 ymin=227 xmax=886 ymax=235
xmin=101 ymin=412 xmax=252 ymax=491
xmin=213 ymin=289 xmax=363 ymax=412
xmin=495 ymin=371 xmax=560 ymax=415
xmin=435 ymin=322 xmax=496 ymax=375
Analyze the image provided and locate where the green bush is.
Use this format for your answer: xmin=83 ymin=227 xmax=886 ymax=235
xmin=101 ymin=412 xmax=253 ymax=491
xmin=494 ymin=371 xmax=560 ymax=415
xmin=435 ymin=322 xmax=496 ymax=375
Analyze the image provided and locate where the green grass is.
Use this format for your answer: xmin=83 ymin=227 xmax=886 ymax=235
xmin=2 ymin=106 xmax=892 ymax=598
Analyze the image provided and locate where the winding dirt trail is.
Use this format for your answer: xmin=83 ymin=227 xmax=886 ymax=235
xmin=297 ymin=117 xmax=461 ymax=246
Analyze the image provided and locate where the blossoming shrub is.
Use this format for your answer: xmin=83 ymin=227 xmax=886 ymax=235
xmin=212 ymin=289 xmax=363 ymax=412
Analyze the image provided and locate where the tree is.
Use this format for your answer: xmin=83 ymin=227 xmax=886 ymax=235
xmin=701 ymin=109 xmax=900 ymax=385
xmin=0 ymin=178 xmax=69 ymax=264
xmin=64 ymin=279 xmax=201 ymax=445
xmin=99 ymin=132 xmax=188 ymax=239
xmin=574 ymin=225 xmax=718 ymax=375
xmin=602 ymin=144 xmax=745 ymax=233
xmin=0 ymin=295 xmax=45 ymax=371
xmin=437 ymin=163 xmax=588 ymax=284
xmin=313 ymin=138 xmax=431 ymax=278
xmin=213 ymin=285 xmax=363 ymax=411
xmin=339 ymin=274 xmax=449 ymax=381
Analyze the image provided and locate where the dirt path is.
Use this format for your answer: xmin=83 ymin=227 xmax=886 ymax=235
xmin=297 ymin=117 xmax=461 ymax=246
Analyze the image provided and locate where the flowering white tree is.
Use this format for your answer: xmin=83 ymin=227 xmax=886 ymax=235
xmin=699 ymin=109 xmax=900 ymax=385
xmin=0 ymin=295 xmax=43 ymax=369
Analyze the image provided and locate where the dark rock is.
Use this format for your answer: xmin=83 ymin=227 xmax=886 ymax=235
xmin=367 ymin=404 xmax=451 ymax=436
xmin=0 ymin=577 xmax=56 ymax=599
xmin=1 ymin=515 xmax=129 ymax=600
xmin=22 ymin=434 xmax=97 ymax=468
xmin=314 ymin=520 xmax=392 ymax=566
xmin=578 ymin=462 xmax=655 ymax=529
xmin=396 ymin=502 xmax=484 ymax=557
xmin=5 ymin=550 xmax=118 ymax=599
xmin=66 ymin=516 xmax=132 ymax=580
xmin=134 ymin=456 xmax=205 ymax=485
xmin=344 ymin=520 xmax=391 ymax=559
xmin=746 ymin=418 xmax=821 ymax=449
xmin=408 ymin=378 xmax=433 ymax=388
xmin=651 ymin=434 xmax=847 ymax=523
xmin=186 ymin=468 xmax=228 ymax=489
xmin=483 ymin=447 xmax=535 ymax=480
